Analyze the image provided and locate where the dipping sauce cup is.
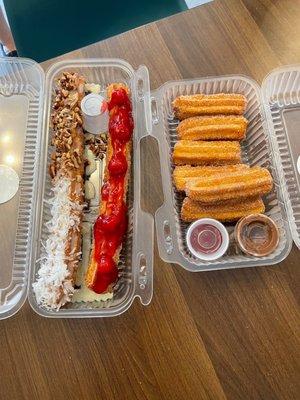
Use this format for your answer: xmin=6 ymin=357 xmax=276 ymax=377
xmin=234 ymin=214 xmax=279 ymax=257
xmin=186 ymin=218 xmax=229 ymax=261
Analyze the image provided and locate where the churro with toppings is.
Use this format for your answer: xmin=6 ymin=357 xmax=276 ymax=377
xmin=33 ymin=72 xmax=85 ymax=310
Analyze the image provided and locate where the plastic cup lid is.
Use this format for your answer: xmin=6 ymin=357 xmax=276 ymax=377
xmin=0 ymin=165 xmax=19 ymax=204
xmin=81 ymin=94 xmax=106 ymax=116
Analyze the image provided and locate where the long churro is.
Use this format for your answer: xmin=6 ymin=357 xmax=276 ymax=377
xmin=33 ymin=72 xmax=85 ymax=310
xmin=173 ymin=164 xmax=249 ymax=191
xmin=181 ymin=197 xmax=265 ymax=222
xmin=177 ymin=115 xmax=248 ymax=141
xmin=173 ymin=140 xmax=241 ymax=166
xmin=186 ymin=166 xmax=273 ymax=203
xmin=85 ymin=83 xmax=133 ymax=294
xmin=173 ymin=93 xmax=247 ymax=120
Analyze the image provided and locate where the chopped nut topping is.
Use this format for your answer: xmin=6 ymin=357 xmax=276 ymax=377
xmin=49 ymin=163 xmax=56 ymax=179
xmin=50 ymin=72 xmax=85 ymax=179
xmin=84 ymin=132 xmax=107 ymax=159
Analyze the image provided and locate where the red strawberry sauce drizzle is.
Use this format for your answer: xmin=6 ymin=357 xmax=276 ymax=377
xmin=90 ymin=88 xmax=133 ymax=293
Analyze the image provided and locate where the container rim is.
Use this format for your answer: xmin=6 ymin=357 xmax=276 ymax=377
xmin=261 ymin=63 xmax=300 ymax=95
xmin=153 ymin=73 xmax=262 ymax=93
xmin=0 ymin=55 xmax=44 ymax=73
xmin=44 ymin=58 xmax=135 ymax=79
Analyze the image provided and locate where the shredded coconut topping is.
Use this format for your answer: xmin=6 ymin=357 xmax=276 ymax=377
xmin=33 ymin=177 xmax=84 ymax=310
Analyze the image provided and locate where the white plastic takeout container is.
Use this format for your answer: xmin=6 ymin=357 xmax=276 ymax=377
xmin=0 ymin=57 xmax=299 ymax=319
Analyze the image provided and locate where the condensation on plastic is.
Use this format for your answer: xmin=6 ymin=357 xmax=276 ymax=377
xmin=152 ymin=75 xmax=293 ymax=271
xmin=0 ymin=58 xmax=44 ymax=320
xmin=262 ymin=65 xmax=300 ymax=249
xmin=28 ymin=59 xmax=153 ymax=318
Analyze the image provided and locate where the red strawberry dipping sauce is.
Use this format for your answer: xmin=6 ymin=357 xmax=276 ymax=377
xmin=186 ymin=219 xmax=229 ymax=261
xmin=89 ymin=88 xmax=133 ymax=293
xmin=190 ymin=224 xmax=222 ymax=254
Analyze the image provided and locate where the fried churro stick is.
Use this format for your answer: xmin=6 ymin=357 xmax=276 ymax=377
xmin=181 ymin=197 xmax=265 ymax=222
xmin=85 ymin=83 xmax=133 ymax=294
xmin=85 ymin=137 xmax=132 ymax=292
xmin=56 ymin=73 xmax=85 ymax=283
xmin=173 ymin=140 xmax=241 ymax=166
xmin=173 ymin=93 xmax=247 ymax=120
xmin=177 ymin=115 xmax=248 ymax=141
xmin=173 ymin=164 xmax=249 ymax=191
xmin=33 ymin=72 xmax=85 ymax=310
xmin=186 ymin=166 xmax=273 ymax=203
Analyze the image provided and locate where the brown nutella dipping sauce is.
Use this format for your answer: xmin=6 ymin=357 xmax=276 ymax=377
xmin=234 ymin=214 xmax=279 ymax=257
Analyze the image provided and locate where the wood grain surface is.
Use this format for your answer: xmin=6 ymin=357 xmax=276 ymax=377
xmin=1 ymin=1 xmax=300 ymax=399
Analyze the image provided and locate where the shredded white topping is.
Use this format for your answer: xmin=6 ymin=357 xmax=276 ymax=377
xmin=33 ymin=177 xmax=83 ymax=311
xmin=84 ymin=83 xmax=101 ymax=94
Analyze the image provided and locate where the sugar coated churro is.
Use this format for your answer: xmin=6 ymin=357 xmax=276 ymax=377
xmin=181 ymin=196 xmax=265 ymax=223
xmin=33 ymin=72 xmax=85 ymax=310
xmin=173 ymin=164 xmax=249 ymax=191
xmin=177 ymin=115 xmax=248 ymax=141
xmin=173 ymin=93 xmax=247 ymax=120
xmin=186 ymin=166 xmax=273 ymax=203
xmin=173 ymin=140 xmax=241 ymax=166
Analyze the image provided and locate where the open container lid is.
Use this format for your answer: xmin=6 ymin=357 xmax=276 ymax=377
xmin=262 ymin=64 xmax=300 ymax=249
xmin=0 ymin=58 xmax=44 ymax=319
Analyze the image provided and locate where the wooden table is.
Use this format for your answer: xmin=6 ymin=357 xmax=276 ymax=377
xmin=1 ymin=1 xmax=300 ymax=399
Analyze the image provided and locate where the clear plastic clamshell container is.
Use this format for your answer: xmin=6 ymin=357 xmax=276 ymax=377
xmin=0 ymin=57 xmax=299 ymax=320
xmin=152 ymin=69 xmax=300 ymax=271
xmin=29 ymin=59 xmax=154 ymax=318
xmin=0 ymin=58 xmax=154 ymax=319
